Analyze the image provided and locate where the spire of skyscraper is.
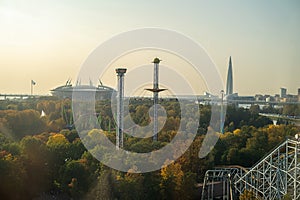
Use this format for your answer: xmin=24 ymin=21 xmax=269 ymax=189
xmin=226 ymin=56 xmax=233 ymax=95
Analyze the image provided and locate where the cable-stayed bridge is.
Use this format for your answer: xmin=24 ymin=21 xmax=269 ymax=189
xmin=259 ymin=113 xmax=300 ymax=126
xmin=0 ymin=94 xmax=39 ymax=99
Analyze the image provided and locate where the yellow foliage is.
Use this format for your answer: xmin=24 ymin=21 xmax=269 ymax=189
xmin=87 ymin=129 xmax=102 ymax=137
xmin=233 ymin=129 xmax=241 ymax=135
xmin=4 ymin=153 xmax=14 ymax=161
xmin=160 ymin=161 xmax=183 ymax=191
xmin=220 ymin=132 xmax=232 ymax=139
xmin=268 ymin=124 xmax=277 ymax=129
xmin=46 ymin=133 xmax=69 ymax=146
xmin=116 ymin=175 xmax=121 ymax=181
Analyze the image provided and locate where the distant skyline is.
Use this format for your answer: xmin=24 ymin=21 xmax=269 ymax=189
xmin=0 ymin=0 xmax=299 ymax=96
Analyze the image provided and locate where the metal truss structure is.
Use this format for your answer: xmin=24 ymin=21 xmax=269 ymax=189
xmin=201 ymin=167 xmax=247 ymax=200
xmin=201 ymin=139 xmax=300 ymax=200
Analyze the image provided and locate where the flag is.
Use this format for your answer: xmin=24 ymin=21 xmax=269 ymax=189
xmin=99 ymin=79 xmax=103 ymax=86
xmin=31 ymin=80 xmax=36 ymax=85
xmin=40 ymin=110 xmax=46 ymax=118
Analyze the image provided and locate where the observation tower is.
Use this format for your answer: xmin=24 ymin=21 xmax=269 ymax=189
xmin=145 ymin=58 xmax=166 ymax=141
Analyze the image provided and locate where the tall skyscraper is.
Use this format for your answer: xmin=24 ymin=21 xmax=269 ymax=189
xmin=226 ymin=56 xmax=233 ymax=95
xmin=280 ymin=88 xmax=287 ymax=98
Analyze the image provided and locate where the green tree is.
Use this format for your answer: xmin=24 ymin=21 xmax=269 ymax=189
xmin=59 ymin=159 xmax=91 ymax=198
xmin=180 ymin=172 xmax=196 ymax=200
xmin=142 ymin=171 xmax=161 ymax=200
xmin=85 ymin=169 xmax=114 ymax=200
xmin=0 ymin=151 xmax=27 ymax=199
xmin=115 ymin=171 xmax=145 ymax=200
xmin=282 ymin=104 xmax=300 ymax=116
xmin=160 ymin=161 xmax=184 ymax=200
xmin=249 ymin=104 xmax=260 ymax=115
xmin=1 ymin=109 xmax=47 ymax=139
xmin=282 ymin=193 xmax=293 ymax=200
xmin=46 ymin=133 xmax=71 ymax=189
xmin=20 ymin=136 xmax=51 ymax=197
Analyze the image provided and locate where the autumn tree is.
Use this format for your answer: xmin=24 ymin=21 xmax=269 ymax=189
xmin=0 ymin=150 xmax=27 ymax=199
xmin=1 ymin=109 xmax=47 ymax=139
xmin=59 ymin=159 xmax=91 ymax=198
xmin=20 ymin=136 xmax=51 ymax=197
xmin=160 ymin=161 xmax=184 ymax=199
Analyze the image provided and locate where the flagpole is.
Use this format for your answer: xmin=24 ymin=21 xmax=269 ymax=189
xmin=31 ymin=80 xmax=35 ymax=96
xmin=31 ymin=80 xmax=33 ymax=96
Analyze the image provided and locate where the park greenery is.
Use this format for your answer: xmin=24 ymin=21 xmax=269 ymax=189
xmin=0 ymin=97 xmax=299 ymax=199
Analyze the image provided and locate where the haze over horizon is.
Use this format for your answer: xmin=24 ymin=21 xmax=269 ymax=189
xmin=0 ymin=0 xmax=299 ymax=96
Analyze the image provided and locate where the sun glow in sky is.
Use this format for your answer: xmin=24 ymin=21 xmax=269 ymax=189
xmin=0 ymin=0 xmax=299 ymax=96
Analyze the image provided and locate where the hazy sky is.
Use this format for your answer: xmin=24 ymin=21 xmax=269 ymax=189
xmin=0 ymin=0 xmax=299 ymax=96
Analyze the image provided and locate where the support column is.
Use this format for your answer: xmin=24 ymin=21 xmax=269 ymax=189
xmin=153 ymin=58 xmax=159 ymax=141
xmin=116 ymin=68 xmax=127 ymax=149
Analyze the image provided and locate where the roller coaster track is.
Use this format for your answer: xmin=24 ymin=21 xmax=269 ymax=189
xmin=201 ymin=139 xmax=300 ymax=200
